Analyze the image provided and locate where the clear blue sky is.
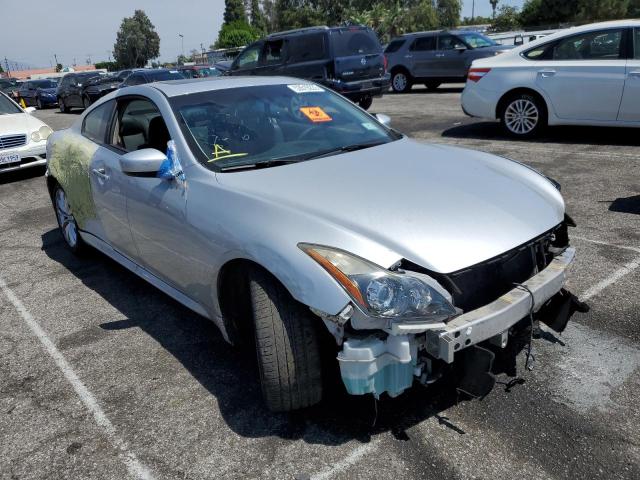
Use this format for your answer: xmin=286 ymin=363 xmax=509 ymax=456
xmin=1 ymin=1 xmax=526 ymax=69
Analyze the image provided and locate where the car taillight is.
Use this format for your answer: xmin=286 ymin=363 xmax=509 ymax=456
xmin=467 ymin=68 xmax=491 ymax=82
xmin=383 ymin=54 xmax=388 ymax=73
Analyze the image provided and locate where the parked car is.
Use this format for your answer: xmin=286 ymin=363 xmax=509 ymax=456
xmin=213 ymin=60 xmax=232 ymax=72
xmin=0 ymin=78 xmax=20 ymax=98
xmin=81 ymin=74 xmax=124 ymax=107
xmin=0 ymin=92 xmax=52 ymax=174
xmin=46 ymin=76 xmax=585 ymax=412
xmin=122 ymin=69 xmax=184 ymax=86
xmin=114 ymin=69 xmax=145 ymax=83
xmin=17 ymin=79 xmax=59 ymax=109
xmin=386 ymin=30 xmax=513 ymax=93
xmin=57 ymin=71 xmax=107 ymax=112
xmin=462 ymin=20 xmax=640 ymax=137
xmin=177 ymin=65 xmax=223 ymax=78
xmin=227 ymin=26 xmax=391 ymax=110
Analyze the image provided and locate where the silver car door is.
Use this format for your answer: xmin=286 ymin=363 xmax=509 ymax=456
xmin=87 ymin=100 xmax=138 ymax=258
xmin=618 ymin=28 xmax=640 ymax=122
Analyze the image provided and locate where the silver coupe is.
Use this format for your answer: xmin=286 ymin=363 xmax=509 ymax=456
xmin=46 ymin=76 xmax=586 ymax=412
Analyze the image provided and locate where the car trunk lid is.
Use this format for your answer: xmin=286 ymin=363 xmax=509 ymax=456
xmin=329 ymin=27 xmax=385 ymax=81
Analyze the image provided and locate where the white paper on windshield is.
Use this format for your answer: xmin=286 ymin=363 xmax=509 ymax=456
xmin=287 ymin=84 xmax=324 ymax=94
xmin=361 ymin=123 xmax=377 ymax=130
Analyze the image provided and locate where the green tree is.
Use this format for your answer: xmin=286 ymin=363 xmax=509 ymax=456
xmin=250 ymin=0 xmax=268 ymax=34
xmin=215 ymin=20 xmax=260 ymax=48
xmin=577 ymin=0 xmax=629 ymax=22
xmin=490 ymin=0 xmax=499 ymax=19
xmin=629 ymin=0 xmax=640 ymax=16
xmin=224 ymin=0 xmax=247 ymax=23
xmin=461 ymin=15 xmax=493 ymax=25
xmin=436 ymin=0 xmax=462 ymax=28
xmin=113 ymin=10 xmax=160 ymax=68
xmin=492 ymin=5 xmax=521 ymax=31
xmin=94 ymin=61 xmax=118 ymax=71
xmin=519 ymin=0 xmax=579 ymax=27
xmin=55 ymin=63 xmax=63 ymax=72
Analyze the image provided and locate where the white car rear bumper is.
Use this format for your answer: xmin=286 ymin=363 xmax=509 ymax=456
xmin=461 ymin=83 xmax=500 ymax=120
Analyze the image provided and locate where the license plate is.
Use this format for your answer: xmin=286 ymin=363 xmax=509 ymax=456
xmin=361 ymin=82 xmax=373 ymax=89
xmin=0 ymin=152 xmax=20 ymax=165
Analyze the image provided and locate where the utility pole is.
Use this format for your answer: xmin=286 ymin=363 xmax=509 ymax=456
xmin=4 ymin=57 xmax=10 ymax=76
xmin=178 ymin=33 xmax=184 ymax=62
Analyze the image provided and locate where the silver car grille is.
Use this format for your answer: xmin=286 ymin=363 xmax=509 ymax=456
xmin=0 ymin=134 xmax=27 ymax=150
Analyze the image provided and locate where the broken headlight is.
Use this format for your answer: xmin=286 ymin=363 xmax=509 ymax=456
xmin=299 ymin=244 xmax=456 ymax=322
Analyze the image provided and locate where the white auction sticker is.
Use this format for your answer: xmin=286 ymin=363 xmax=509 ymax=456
xmin=287 ymin=84 xmax=324 ymax=93
xmin=361 ymin=122 xmax=377 ymax=130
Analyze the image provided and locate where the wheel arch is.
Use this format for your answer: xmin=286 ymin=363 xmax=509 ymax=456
xmin=496 ymin=87 xmax=549 ymax=121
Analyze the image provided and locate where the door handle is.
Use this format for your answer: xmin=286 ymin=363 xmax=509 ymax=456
xmin=435 ymin=53 xmax=445 ymax=57
xmin=538 ymin=69 xmax=556 ymax=78
xmin=92 ymin=167 xmax=109 ymax=180
xmin=404 ymin=54 xmax=412 ymax=58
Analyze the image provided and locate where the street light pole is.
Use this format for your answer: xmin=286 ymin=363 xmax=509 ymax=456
xmin=472 ymin=0 xmax=475 ymax=21
xmin=178 ymin=34 xmax=184 ymax=64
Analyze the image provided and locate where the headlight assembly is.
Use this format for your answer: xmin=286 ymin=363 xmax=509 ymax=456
xmin=299 ymin=244 xmax=457 ymax=323
xmin=31 ymin=131 xmax=41 ymax=142
xmin=39 ymin=125 xmax=53 ymax=140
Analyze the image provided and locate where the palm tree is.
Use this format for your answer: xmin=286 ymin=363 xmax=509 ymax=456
xmin=490 ymin=0 xmax=499 ymax=19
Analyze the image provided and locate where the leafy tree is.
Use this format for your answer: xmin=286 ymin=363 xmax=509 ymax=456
xmin=492 ymin=5 xmax=521 ymax=31
xmin=94 ymin=61 xmax=118 ymax=71
xmin=224 ymin=0 xmax=247 ymax=23
xmin=519 ymin=0 xmax=579 ymax=27
xmin=436 ymin=0 xmax=462 ymax=28
xmin=0 ymin=64 xmax=3 ymax=73
xmin=215 ymin=20 xmax=260 ymax=48
xmin=461 ymin=15 xmax=493 ymax=25
xmin=629 ymin=0 xmax=640 ymax=16
xmin=113 ymin=10 xmax=160 ymax=68
xmin=577 ymin=0 xmax=629 ymax=22
xmin=250 ymin=0 xmax=268 ymax=34
xmin=55 ymin=63 xmax=63 ymax=72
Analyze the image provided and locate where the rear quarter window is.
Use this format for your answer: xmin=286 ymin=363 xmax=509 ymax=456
xmin=288 ymin=33 xmax=327 ymax=62
xmin=384 ymin=39 xmax=406 ymax=54
xmin=331 ymin=29 xmax=381 ymax=57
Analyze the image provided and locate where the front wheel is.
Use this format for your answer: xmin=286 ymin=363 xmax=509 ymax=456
xmin=391 ymin=70 xmax=412 ymax=93
xmin=358 ymin=96 xmax=373 ymax=110
xmin=500 ymin=93 xmax=547 ymax=138
xmin=53 ymin=185 xmax=86 ymax=254
xmin=58 ymin=98 xmax=70 ymax=113
xmin=248 ymin=268 xmax=323 ymax=412
xmin=37 ymin=97 xmax=44 ymax=109
xmin=83 ymin=96 xmax=91 ymax=109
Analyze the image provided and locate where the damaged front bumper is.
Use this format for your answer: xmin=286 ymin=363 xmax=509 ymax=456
xmin=336 ymin=247 xmax=576 ymax=398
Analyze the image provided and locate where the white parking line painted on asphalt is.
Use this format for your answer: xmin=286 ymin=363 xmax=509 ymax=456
xmin=573 ymin=236 xmax=640 ymax=254
xmin=0 ymin=277 xmax=156 ymax=480
xmin=310 ymin=440 xmax=379 ymax=480
xmin=580 ymin=256 xmax=640 ymax=301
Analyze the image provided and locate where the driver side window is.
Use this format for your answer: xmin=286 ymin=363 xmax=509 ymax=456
xmin=109 ymin=98 xmax=171 ymax=153
xmin=438 ymin=34 xmax=465 ymax=51
xmin=236 ymin=44 xmax=262 ymax=69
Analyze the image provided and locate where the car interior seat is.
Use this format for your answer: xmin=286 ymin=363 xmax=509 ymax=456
xmin=143 ymin=116 xmax=171 ymax=153
xmin=120 ymin=117 xmax=147 ymax=151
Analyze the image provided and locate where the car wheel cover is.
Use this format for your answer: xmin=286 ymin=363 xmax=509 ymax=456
xmin=37 ymin=98 xmax=42 ymax=109
xmin=55 ymin=189 xmax=78 ymax=248
xmin=393 ymin=73 xmax=407 ymax=91
xmin=505 ymin=98 xmax=539 ymax=135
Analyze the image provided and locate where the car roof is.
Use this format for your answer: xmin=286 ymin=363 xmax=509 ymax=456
xmin=146 ymin=76 xmax=315 ymax=97
xmin=266 ymin=25 xmax=371 ymax=38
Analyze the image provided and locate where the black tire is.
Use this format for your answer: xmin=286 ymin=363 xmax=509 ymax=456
xmin=358 ymin=96 xmax=373 ymax=110
xmin=52 ymin=184 xmax=87 ymax=255
xmin=391 ymin=69 xmax=412 ymax=93
xmin=499 ymin=92 xmax=547 ymax=138
xmin=248 ymin=267 xmax=323 ymax=412
xmin=82 ymin=95 xmax=91 ymax=109
xmin=59 ymin=97 xmax=70 ymax=113
xmin=424 ymin=81 xmax=441 ymax=91
xmin=37 ymin=97 xmax=44 ymax=109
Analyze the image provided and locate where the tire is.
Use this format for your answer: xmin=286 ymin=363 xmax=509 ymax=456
xmin=424 ymin=81 xmax=441 ymax=91
xmin=59 ymin=97 xmax=70 ymax=113
xmin=391 ymin=70 xmax=412 ymax=93
xmin=82 ymin=96 xmax=91 ymax=109
xmin=53 ymin=185 xmax=86 ymax=254
xmin=358 ymin=96 xmax=373 ymax=110
xmin=37 ymin=97 xmax=43 ymax=109
xmin=248 ymin=267 xmax=323 ymax=412
xmin=500 ymin=92 xmax=547 ymax=138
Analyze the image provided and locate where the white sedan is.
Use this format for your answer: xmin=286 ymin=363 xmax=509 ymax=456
xmin=462 ymin=20 xmax=640 ymax=137
xmin=0 ymin=91 xmax=52 ymax=173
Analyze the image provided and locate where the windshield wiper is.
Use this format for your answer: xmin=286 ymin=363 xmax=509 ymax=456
xmin=301 ymin=141 xmax=388 ymax=161
xmin=218 ymin=159 xmax=298 ymax=172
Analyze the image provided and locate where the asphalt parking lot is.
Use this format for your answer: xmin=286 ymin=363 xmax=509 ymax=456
xmin=1 ymin=86 xmax=639 ymax=480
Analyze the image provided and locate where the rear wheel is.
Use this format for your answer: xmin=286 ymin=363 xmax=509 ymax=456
xmin=58 ymin=98 xmax=70 ymax=113
xmin=358 ymin=96 xmax=373 ymax=110
xmin=391 ymin=70 xmax=412 ymax=93
xmin=424 ymin=81 xmax=441 ymax=91
xmin=53 ymin=185 xmax=86 ymax=254
xmin=500 ymin=93 xmax=547 ymax=138
xmin=248 ymin=267 xmax=323 ymax=412
xmin=82 ymin=95 xmax=91 ymax=109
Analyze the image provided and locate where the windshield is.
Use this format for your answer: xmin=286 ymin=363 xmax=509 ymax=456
xmin=0 ymin=93 xmax=22 ymax=114
xmin=170 ymin=84 xmax=398 ymax=171
xmin=458 ymin=32 xmax=497 ymax=48
xmin=331 ymin=29 xmax=381 ymax=57
xmin=147 ymin=70 xmax=184 ymax=81
xmin=32 ymin=79 xmax=58 ymax=88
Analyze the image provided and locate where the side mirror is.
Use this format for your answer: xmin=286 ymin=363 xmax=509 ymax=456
xmin=375 ymin=113 xmax=391 ymax=127
xmin=25 ymin=106 xmax=36 ymax=114
xmin=120 ymin=148 xmax=167 ymax=175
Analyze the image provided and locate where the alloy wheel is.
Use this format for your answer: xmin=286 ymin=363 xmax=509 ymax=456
xmin=392 ymin=72 xmax=407 ymax=92
xmin=54 ymin=188 xmax=78 ymax=248
xmin=504 ymin=98 xmax=539 ymax=135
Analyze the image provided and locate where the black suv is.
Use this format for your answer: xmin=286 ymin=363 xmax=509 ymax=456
xmin=122 ymin=69 xmax=184 ymax=87
xmin=57 ymin=71 xmax=106 ymax=112
xmin=228 ymin=26 xmax=390 ymax=109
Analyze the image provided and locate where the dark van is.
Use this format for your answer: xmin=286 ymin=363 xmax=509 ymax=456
xmin=227 ymin=26 xmax=390 ymax=109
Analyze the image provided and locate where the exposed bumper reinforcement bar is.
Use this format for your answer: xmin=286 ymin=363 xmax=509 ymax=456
xmin=391 ymin=247 xmax=576 ymax=363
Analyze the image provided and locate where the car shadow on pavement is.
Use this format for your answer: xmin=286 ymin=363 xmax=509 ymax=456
xmin=402 ymin=87 xmax=465 ymax=95
xmin=0 ymin=166 xmax=46 ymax=185
xmin=442 ymin=121 xmax=640 ymax=146
xmin=40 ymin=228 xmax=483 ymax=446
xmin=608 ymin=195 xmax=640 ymax=215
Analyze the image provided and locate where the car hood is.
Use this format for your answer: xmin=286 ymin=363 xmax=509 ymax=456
xmin=215 ymin=138 xmax=564 ymax=273
xmin=0 ymin=112 xmax=45 ymax=136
